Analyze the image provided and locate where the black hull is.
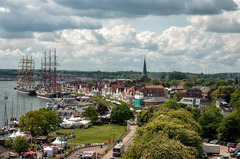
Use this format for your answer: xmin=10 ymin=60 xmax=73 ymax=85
xmin=17 ymin=88 xmax=36 ymax=96
xmin=36 ymin=92 xmax=61 ymax=100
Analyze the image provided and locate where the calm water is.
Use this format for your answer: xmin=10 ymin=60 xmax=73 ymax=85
xmin=0 ymin=81 xmax=47 ymax=128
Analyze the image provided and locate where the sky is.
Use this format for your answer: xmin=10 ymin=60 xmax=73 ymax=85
xmin=0 ymin=0 xmax=240 ymax=73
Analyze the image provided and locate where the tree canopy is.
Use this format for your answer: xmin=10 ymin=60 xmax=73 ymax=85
xmin=218 ymin=110 xmax=240 ymax=142
xmin=168 ymin=72 xmax=187 ymax=80
xmin=124 ymin=106 xmax=202 ymax=159
xmin=110 ymin=103 xmax=134 ymax=124
xmin=12 ymin=136 xmax=29 ymax=156
xmin=162 ymin=99 xmax=180 ymax=110
xmin=210 ymin=85 xmax=235 ymax=103
xmin=198 ymin=104 xmax=223 ymax=138
xmin=83 ymin=106 xmax=99 ymax=122
xmin=19 ymin=108 xmax=61 ymax=136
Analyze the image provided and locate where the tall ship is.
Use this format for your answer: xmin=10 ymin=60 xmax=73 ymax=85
xmin=17 ymin=55 xmax=36 ymax=96
xmin=36 ymin=49 xmax=61 ymax=100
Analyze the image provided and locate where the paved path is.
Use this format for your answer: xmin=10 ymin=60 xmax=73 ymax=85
xmin=67 ymin=124 xmax=137 ymax=159
xmin=102 ymin=125 xmax=137 ymax=159
xmin=67 ymin=145 xmax=108 ymax=159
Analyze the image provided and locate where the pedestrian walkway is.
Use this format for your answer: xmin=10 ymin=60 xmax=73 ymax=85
xmin=102 ymin=125 xmax=137 ymax=159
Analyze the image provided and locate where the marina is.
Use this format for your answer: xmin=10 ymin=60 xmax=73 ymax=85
xmin=0 ymin=81 xmax=48 ymax=131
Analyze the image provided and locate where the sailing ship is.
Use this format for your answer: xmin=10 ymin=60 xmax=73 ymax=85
xmin=3 ymin=92 xmax=8 ymax=100
xmin=17 ymin=55 xmax=36 ymax=96
xmin=1 ymin=102 xmax=9 ymax=134
xmin=36 ymin=49 xmax=61 ymax=100
xmin=9 ymin=100 xmax=18 ymax=132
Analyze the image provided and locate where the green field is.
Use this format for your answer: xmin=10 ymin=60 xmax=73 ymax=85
xmin=55 ymin=124 xmax=128 ymax=146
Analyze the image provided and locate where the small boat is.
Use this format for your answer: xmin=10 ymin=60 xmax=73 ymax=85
xmin=4 ymin=92 xmax=8 ymax=100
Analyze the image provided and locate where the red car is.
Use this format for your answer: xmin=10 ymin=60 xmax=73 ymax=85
xmin=230 ymin=143 xmax=238 ymax=148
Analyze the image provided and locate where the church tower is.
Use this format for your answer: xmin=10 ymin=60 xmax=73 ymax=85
xmin=143 ymin=58 xmax=147 ymax=76
xmin=137 ymin=58 xmax=149 ymax=83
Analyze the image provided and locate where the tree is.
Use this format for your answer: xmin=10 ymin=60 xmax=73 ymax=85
xmin=5 ymin=140 xmax=13 ymax=149
xmin=123 ymin=108 xmax=202 ymax=159
xmin=83 ymin=106 xmax=99 ymax=122
xmin=168 ymin=72 xmax=187 ymax=80
xmin=39 ymin=108 xmax=61 ymax=135
xmin=19 ymin=110 xmax=48 ymax=136
xmin=19 ymin=109 xmax=61 ymax=136
xmin=210 ymin=85 xmax=235 ymax=103
xmin=183 ymin=81 xmax=194 ymax=89
xmin=151 ymin=79 xmax=160 ymax=85
xmin=169 ymin=79 xmax=180 ymax=87
xmin=97 ymin=103 xmax=109 ymax=115
xmin=185 ymin=106 xmax=201 ymax=122
xmin=162 ymin=99 xmax=180 ymax=110
xmin=173 ymin=92 xmax=187 ymax=101
xmin=235 ymin=76 xmax=239 ymax=85
xmin=218 ymin=110 xmax=240 ymax=142
xmin=230 ymin=88 xmax=240 ymax=106
xmin=110 ymin=103 xmax=134 ymax=124
xmin=12 ymin=136 xmax=29 ymax=157
xmin=198 ymin=104 xmax=223 ymax=138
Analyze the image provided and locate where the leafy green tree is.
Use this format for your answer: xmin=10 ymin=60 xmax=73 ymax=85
xmin=19 ymin=109 xmax=61 ymax=136
xmin=235 ymin=76 xmax=239 ymax=85
xmin=210 ymin=85 xmax=235 ymax=103
xmin=162 ymin=99 xmax=180 ymax=110
xmin=39 ymin=108 xmax=61 ymax=135
xmin=12 ymin=136 xmax=29 ymax=157
xmin=198 ymin=104 xmax=223 ymax=138
xmin=124 ymin=108 xmax=202 ymax=159
xmin=173 ymin=92 xmax=187 ymax=101
xmin=123 ymin=131 xmax=197 ymax=159
xmin=218 ymin=110 xmax=240 ymax=142
xmin=83 ymin=106 xmax=99 ymax=122
xmin=151 ymin=79 xmax=160 ymax=85
xmin=230 ymin=88 xmax=240 ymax=106
xmin=185 ymin=106 xmax=201 ymax=121
xmin=110 ymin=103 xmax=134 ymax=124
xmin=5 ymin=140 xmax=13 ymax=149
xmin=169 ymin=79 xmax=180 ymax=87
xmin=168 ymin=72 xmax=187 ymax=80
xmin=183 ymin=81 xmax=194 ymax=89
xmin=97 ymin=103 xmax=109 ymax=115
xmin=136 ymin=106 xmax=160 ymax=127
xmin=19 ymin=110 xmax=48 ymax=136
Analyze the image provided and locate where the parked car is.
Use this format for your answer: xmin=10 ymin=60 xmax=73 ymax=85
xmin=217 ymin=156 xmax=229 ymax=159
xmin=203 ymin=138 xmax=211 ymax=143
xmin=210 ymin=140 xmax=219 ymax=144
xmin=230 ymin=149 xmax=240 ymax=157
xmin=231 ymin=143 xmax=238 ymax=148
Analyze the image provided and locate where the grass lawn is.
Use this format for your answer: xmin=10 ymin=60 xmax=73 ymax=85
xmin=55 ymin=124 xmax=127 ymax=146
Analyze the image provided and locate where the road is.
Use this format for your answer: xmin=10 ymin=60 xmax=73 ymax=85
xmin=102 ymin=124 xmax=137 ymax=159
xmin=67 ymin=124 xmax=137 ymax=159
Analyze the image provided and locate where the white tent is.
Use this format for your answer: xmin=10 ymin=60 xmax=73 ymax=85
xmin=68 ymin=115 xmax=82 ymax=122
xmin=15 ymin=129 xmax=24 ymax=137
xmin=44 ymin=146 xmax=53 ymax=157
xmin=51 ymin=137 xmax=68 ymax=148
xmin=9 ymin=132 xmax=16 ymax=140
xmin=80 ymin=120 xmax=91 ymax=128
xmin=60 ymin=120 xmax=74 ymax=129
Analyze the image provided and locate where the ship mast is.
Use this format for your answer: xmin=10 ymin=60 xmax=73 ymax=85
xmin=40 ymin=49 xmax=60 ymax=94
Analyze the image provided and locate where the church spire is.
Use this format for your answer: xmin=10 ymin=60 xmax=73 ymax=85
xmin=143 ymin=58 xmax=147 ymax=76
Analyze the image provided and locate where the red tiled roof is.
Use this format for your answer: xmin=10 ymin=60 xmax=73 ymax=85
xmin=145 ymin=85 xmax=165 ymax=89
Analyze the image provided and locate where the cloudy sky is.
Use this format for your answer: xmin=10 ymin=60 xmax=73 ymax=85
xmin=0 ymin=0 xmax=240 ymax=73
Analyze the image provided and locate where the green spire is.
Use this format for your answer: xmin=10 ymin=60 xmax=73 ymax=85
xmin=143 ymin=58 xmax=147 ymax=76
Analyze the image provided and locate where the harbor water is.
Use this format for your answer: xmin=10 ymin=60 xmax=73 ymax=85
xmin=0 ymin=81 xmax=48 ymax=128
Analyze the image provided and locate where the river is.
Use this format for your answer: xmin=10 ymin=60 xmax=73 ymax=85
xmin=0 ymin=81 xmax=48 ymax=128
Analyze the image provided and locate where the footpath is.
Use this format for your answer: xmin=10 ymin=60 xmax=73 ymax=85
xmin=102 ymin=124 xmax=137 ymax=159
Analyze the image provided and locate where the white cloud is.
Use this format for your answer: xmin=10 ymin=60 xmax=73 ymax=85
xmin=0 ymin=7 xmax=10 ymax=12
